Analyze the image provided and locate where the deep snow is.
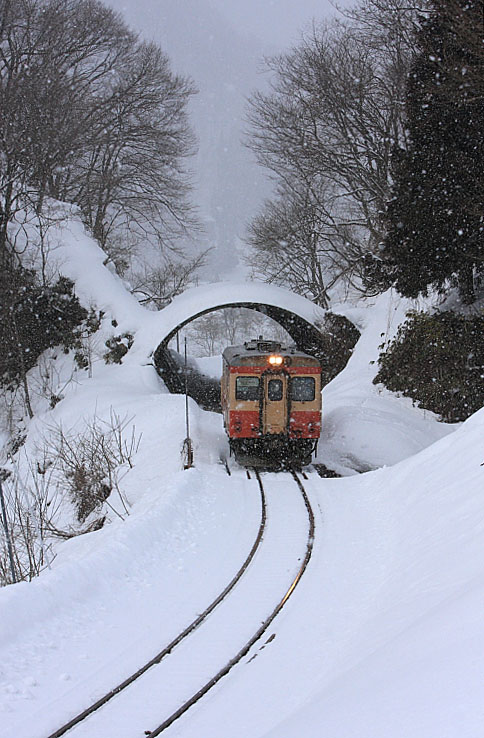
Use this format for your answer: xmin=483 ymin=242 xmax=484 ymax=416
xmin=1 ymin=216 xmax=483 ymax=738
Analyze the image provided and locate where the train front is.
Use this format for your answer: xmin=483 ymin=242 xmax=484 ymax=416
xmin=221 ymin=339 xmax=321 ymax=466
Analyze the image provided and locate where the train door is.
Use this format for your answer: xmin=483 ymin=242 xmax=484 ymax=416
xmin=262 ymin=373 xmax=288 ymax=435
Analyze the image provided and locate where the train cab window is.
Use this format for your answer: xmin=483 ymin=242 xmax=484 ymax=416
xmin=290 ymin=376 xmax=315 ymax=402
xmin=236 ymin=376 xmax=259 ymax=401
xmin=267 ymin=378 xmax=283 ymax=401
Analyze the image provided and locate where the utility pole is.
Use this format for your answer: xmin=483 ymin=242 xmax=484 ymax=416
xmin=183 ymin=337 xmax=194 ymax=469
xmin=0 ymin=474 xmax=17 ymax=583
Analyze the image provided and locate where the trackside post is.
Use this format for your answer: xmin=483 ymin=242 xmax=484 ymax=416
xmin=183 ymin=337 xmax=194 ymax=469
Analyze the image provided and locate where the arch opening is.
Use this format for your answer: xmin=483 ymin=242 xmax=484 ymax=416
xmin=153 ymin=300 xmax=328 ymax=407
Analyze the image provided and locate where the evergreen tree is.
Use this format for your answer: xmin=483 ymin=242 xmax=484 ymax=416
xmin=0 ymin=266 xmax=87 ymax=415
xmin=379 ymin=0 xmax=484 ymax=303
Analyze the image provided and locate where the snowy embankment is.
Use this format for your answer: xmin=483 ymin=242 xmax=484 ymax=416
xmin=1 ymin=214 xmax=482 ymax=737
xmin=317 ymin=291 xmax=455 ymax=474
xmin=179 ymin=408 xmax=484 ymax=738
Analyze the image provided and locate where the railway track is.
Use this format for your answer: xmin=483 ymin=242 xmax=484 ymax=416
xmin=45 ymin=467 xmax=315 ymax=738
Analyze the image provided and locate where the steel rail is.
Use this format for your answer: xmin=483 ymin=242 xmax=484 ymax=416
xmin=145 ymin=467 xmax=315 ymax=736
xmin=46 ymin=476 xmax=266 ymax=738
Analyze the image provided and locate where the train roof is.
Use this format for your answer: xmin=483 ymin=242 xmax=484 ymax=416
xmin=222 ymin=338 xmax=319 ymax=366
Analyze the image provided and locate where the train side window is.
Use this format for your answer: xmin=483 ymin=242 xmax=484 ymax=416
xmin=267 ymin=378 xmax=283 ymax=401
xmin=291 ymin=376 xmax=315 ymax=401
xmin=236 ymin=376 xmax=259 ymax=400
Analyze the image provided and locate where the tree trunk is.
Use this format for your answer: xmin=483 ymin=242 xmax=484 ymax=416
xmin=458 ymin=264 xmax=476 ymax=305
xmin=11 ymin=314 xmax=34 ymax=419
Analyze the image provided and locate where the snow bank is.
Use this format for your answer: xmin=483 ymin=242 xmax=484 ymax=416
xmin=318 ymin=290 xmax=456 ymax=473
xmin=256 ymin=407 xmax=484 ymax=738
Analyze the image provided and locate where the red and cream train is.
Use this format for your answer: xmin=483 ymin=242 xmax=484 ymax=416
xmin=221 ymin=338 xmax=322 ymax=466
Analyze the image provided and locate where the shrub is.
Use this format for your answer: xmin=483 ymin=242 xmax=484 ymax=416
xmin=72 ymin=308 xmax=104 ymax=371
xmin=43 ymin=411 xmax=140 ymax=522
xmin=0 ymin=461 xmax=59 ymax=585
xmin=104 ymin=333 xmax=134 ymax=364
xmin=374 ymin=311 xmax=484 ymax=422
xmin=0 ymin=266 xmax=88 ymax=389
xmin=0 ymin=411 xmax=141 ymax=586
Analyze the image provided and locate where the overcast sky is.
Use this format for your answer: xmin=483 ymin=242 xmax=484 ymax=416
xmin=206 ymin=0 xmax=345 ymax=48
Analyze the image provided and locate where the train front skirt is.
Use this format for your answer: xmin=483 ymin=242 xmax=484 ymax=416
xmin=229 ymin=435 xmax=317 ymax=468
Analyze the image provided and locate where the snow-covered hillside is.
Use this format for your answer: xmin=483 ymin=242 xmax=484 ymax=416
xmin=1 ymin=217 xmax=483 ymax=738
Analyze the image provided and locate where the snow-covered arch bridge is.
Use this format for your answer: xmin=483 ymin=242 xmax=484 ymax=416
xmin=132 ymin=282 xmax=326 ymax=355
xmin=161 ymin=282 xmax=325 ymax=344
xmin=131 ymin=282 xmax=328 ymax=396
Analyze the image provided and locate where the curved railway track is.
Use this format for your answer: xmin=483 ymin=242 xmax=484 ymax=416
xmin=45 ymin=468 xmax=315 ymax=738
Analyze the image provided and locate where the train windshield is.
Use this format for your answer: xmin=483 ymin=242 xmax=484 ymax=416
xmin=236 ymin=376 xmax=260 ymax=400
xmin=290 ymin=376 xmax=315 ymax=401
xmin=268 ymin=378 xmax=283 ymax=401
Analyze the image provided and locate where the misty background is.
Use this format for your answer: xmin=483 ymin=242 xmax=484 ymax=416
xmin=105 ymin=0 xmax=343 ymax=277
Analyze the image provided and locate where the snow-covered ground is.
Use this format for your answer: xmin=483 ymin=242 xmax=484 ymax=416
xmin=1 ymin=216 xmax=483 ymax=738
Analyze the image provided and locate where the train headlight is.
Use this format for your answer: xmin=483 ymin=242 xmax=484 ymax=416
xmin=268 ymin=355 xmax=283 ymax=366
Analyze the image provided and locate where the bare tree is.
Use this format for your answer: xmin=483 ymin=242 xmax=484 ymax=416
xmin=42 ymin=410 xmax=140 ymax=523
xmin=0 ymin=0 xmax=133 ymax=260
xmin=247 ymin=181 xmax=364 ymax=307
xmin=245 ymin=0 xmax=422 ymax=299
xmin=58 ymin=40 xmax=199 ymax=264
xmin=0 ymin=459 xmax=61 ymax=584
xmin=131 ymin=248 xmax=210 ymax=309
xmin=0 ymin=0 xmax=198 ymax=270
xmin=186 ymin=308 xmax=290 ymax=357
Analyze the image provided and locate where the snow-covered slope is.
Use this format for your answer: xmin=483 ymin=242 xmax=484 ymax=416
xmin=1 ymin=216 xmax=482 ymax=738
xmin=258 ymin=407 xmax=484 ymax=738
xmin=177 ymin=407 xmax=484 ymax=738
xmin=317 ymin=291 xmax=456 ymax=474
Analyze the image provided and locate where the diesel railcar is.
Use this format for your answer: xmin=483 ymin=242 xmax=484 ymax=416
xmin=221 ymin=338 xmax=322 ymax=466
